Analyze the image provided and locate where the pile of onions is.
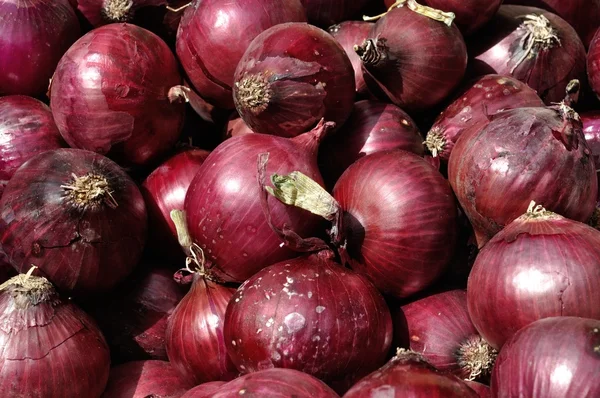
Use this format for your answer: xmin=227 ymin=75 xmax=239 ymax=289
xmin=0 ymin=0 xmax=80 ymax=97
xmin=224 ymin=250 xmax=393 ymax=387
xmin=50 ymin=23 xmax=185 ymax=168
xmin=233 ymin=22 xmax=355 ymax=138
xmin=448 ymin=104 xmax=597 ymax=247
xmin=467 ymin=203 xmax=600 ymax=349
xmin=589 ymin=28 xmax=600 ymax=99
xmin=0 ymin=148 xmax=147 ymax=296
xmin=75 ymin=0 xmax=167 ymax=27
xmin=424 ymin=75 xmax=543 ymax=162
xmin=176 ymin=0 xmax=307 ymax=109
xmin=492 ymin=316 xmax=600 ymax=397
xmin=0 ymin=270 xmax=110 ymax=397
xmin=355 ymin=0 xmax=467 ymax=112
xmin=468 ymin=5 xmax=587 ymax=104
xmin=302 ymin=0 xmax=368 ymax=26
xmin=0 ymin=95 xmax=66 ymax=197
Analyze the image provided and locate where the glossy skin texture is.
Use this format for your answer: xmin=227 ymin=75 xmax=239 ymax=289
xmin=0 ymin=95 xmax=66 ymax=197
xmin=50 ymin=23 xmax=184 ymax=167
xmin=333 ymin=150 xmax=458 ymax=298
xmin=176 ymin=0 xmax=307 ymax=109
xmin=581 ymin=111 xmax=600 ymax=170
xmin=467 ymin=213 xmax=600 ymax=349
xmin=0 ymin=0 xmax=80 ymax=96
xmin=491 ymin=317 xmax=600 ymax=397
xmin=301 ymin=0 xmax=369 ymax=26
xmin=589 ymin=29 xmax=600 ymax=100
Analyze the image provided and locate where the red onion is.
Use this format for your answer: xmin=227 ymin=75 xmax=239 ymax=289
xmin=582 ymin=111 xmax=600 ymax=170
xmin=468 ymin=5 xmax=587 ymax=105
xmin=355 ymin=1 xmax=467 ymax=112
xmin=223 ymin=114 xmax=256 ymax=139
xmin=0 ymin=270 xmax=110 ymax=397
xmin=50 ymin=23 xmax=185 ymax=168
xmin=467 ymin=203 xmax=600 ymax=349
xmin=233 ymin=22 xmax=355 ymax=138
xmin=75 ymin=0 xmax=167 ymax=27
xmin=176 ymin=0 xmax=307 ymax=110
xmin=343 ymin=349 xmax=479 ymax=397
xmin=301 ymin=0 xmax=368 ymax=26
xmin=102 ymin=360 xmax=192 ymax=398
xmin=465 ymin=381 xmax=491 ymax=397
xmin=424 ymin=74 xmax=544 ymax=162
xmin=224 ymin=250 xmax=393 ymax=386
xmin=0 ymin=0 xmax=80 ymax=97
xmin=0 ymin=148 xmax=147 ymax=295
xmin=0 ymin=95 xmax=67 ymax=198
xmin=180 ymin=382 xmax=226 ymax=398
xmin=491 ymin=316 xmax=600 ymax=397
xmin=184 ymin=121 xmax=331 ymax=283
xmin=589 ymin=28 xmax=600 ymax=100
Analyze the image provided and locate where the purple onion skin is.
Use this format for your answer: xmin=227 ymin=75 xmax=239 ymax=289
xmin=423 ymin=0 xmax=502 ymax=36
xmin=233 ymin=22 xmax=355 ymax=138
xmin=301 ymin=0 xmax=369 ymax=27
xmin=176 ymin=0 xmax=307 ymax=109
xmin=102 ymin=360 xmax=192 ymax=398
xmin=492 ymin=317 xmax=600 ymax=397
xmin=223 ymin=113 xmax=256 ymax=139
xmin=589 ymin=28 xmax=600 ymax=100
xmin=465 ymin=381 xmax=491 ymax=397
xmin=0 ymin=95 xmax=67 ymax=197
xmin=0 ymin=0 xmax=80 ymax=97
xmin=582 ymin=111 xmax=600 ymax=170
xmin=0 ymin=148 xmax=148 ymax=296
xmin=180 ymin=381 xmax=227 ymax=398
xmin=468 ymin=5 xmax=587 ymax=105
xmin=50 ymin=23 xmax=185 ymax=168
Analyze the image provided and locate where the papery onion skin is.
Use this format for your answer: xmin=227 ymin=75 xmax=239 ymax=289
xmin=0 ymin=272 xmax=110 ymax=397
xmin=424 ymin=0 xmax=503 ymax=35
xmin=180 ymin=381 xmax=227 ymax=398
xmin=467 ymin=210 xmax=600 ymax=350
xmin=301 ymin=0 xmax=368 ymax=27
xmin=223 ymin=113 xmax=256 ymax=139
xmin=582 ymin=111 xmax=600 ymax=170
xmin=0 ymin=148 xmax=147 ymax=295
xmin=589 ymin=28 xmax=600 ymax=100
xmin=50 ymin=23 xmax=184 ymax=168
xmin=75 ymin=0 xmax=167 ymax=27
xmin=0 ymin=0 xmax=80 ymax=97
xmin=0 ymin=95 xmax=67 ymax=198
xmin=233 ymin=23 xmax=355 ymax=138
xmin=176 ymin=0 xmax=307 ymax=110
xmin=491 ymin=317 xmax=600 ymax=397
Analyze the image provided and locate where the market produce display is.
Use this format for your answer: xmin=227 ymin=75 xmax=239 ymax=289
xmin=1 ymin=0 xmax=599 ymax=396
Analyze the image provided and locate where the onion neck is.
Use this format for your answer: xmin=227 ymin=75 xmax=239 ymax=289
xmin=0 ymin=268 xmax=58 ymax=309
xmin=455 ymin=335 xmax=497 ymax=381
xmin=424 ymin=127 xmax=446 ymax=157
xmin=355 ymin=39 xmax=388 ymax=68
xmin=102 ymin=0 xmax=134 ymax=22
xmin=511 ymin=14 xmax=560 ymax=74
xmin=521 ymin=200 xmax=561 ymax=221
xmin=235 ymin=73 xmax=272 ymax=115
xmin=364 ymin=0 xmax=455 ymax=26
xmin=291 ymin=119 xmax=335 ymax=158
xmin=61 ymin=173 xmax=118 ymax=210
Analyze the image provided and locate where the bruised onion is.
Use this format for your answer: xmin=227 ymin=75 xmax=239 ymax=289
xmin=0 ymin=148 xmax=147 ymax=295
xmin=75 ymin=0 xmax=167 ymax=27
xmin=233 ymin=23 xmax=355 ymax=138
xmin=589 ymin=28 xmax=600 ymax=100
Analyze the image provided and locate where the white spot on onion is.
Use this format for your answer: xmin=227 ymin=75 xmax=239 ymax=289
xmin=284 ymin=312 xmax=306 ymax=334
xmin=232 ymin=340 xmax=237 ymax=346
xmin=286 ymin=276 xmax=294 ymax=284
xmin=307 ymin=291 xmax=313 ymax=298
xmin=315 ymin=306 xmax=326 ymax=313
xmin=312 ymin=335 xmax=321 ymax=342
xmin=256 ymin=328 xmax=262 ymax=334
xmin=272 ymin=351 xmax=281 ymax=361
xmin=266 ymin=318 xmax=274 ymax=327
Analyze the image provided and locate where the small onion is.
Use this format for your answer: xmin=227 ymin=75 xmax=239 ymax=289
xmin=301 ymin=0 xmax=369 ymax=26
xmin=589 ymin=28 xmax=600 ymax=100
xmin=75 ymin=0 xmax=168 ymax=27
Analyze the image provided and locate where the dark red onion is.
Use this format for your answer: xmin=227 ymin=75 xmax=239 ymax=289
xmin=424 ymin=74 xmax=544 ymax=162
xmin=465 ymin=381 xmax=491 ymax=397
xmin=102 ymin=360 xmax=192 ymax=398
xmin=491 ymin=317 xmax=600 ymax=397
xmin=589 ymin=28 xmax=600 ymax=100
xmin=0 ymin=148 xmax=147 ymax=296
xmin=180 ymin=382 xmax=226 ymax=398
xmin=0 ymin=271 xmax=110 ymax=397
xmin=0 ymin=0 xmax=80 ymax=97
xmin=50 ymin=23 xmax=185 ymax=168
xmin=468 ymin=5 xmax=587 ymax=105
xmin=0 ymin=95 xmax=67 ymax=198
xmin=422 ymin=0 xmax=502 ymax=35
xmin=224 ymin=250 xmax=392 ymax=386
xmin=223 ymin=113 xmax=256 ymax=139
xmin=582 ymin=111 xmax=600 ymax=170
xmin=301 ymin=0 xmax=369 ymax=26
xmin=75 ymin=0 xmax=167 ymax=27
xmin=176 ymin=0 xmax=307 ymax=109
xmin=233 ymin=22 xmax=355 ymax=138
xmin=355 ymin=1 xmax=467 ymax=112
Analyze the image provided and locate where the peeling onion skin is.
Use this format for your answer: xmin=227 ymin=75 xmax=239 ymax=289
xmin=224 ymin=250 xmax=393 ymax=387
xmin=491 ymin=317 xmax=600 ymax=397
xmin=467 ymin=211 xmax=600 ymax=350
xmin=589 ymin=29 xmax=600 ymax=100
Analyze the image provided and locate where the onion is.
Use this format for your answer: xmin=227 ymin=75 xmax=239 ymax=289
xmin=491 ymin=316 xmax=600 ymax=397
xmin=355 ymin=1 xmax=467 ymax=112
xmin=102 ymin=360 xmax=192 ymax=398
xmin=0 ymin=148 xmax=147 ymax=295
xmin=301 ymin=0 xmax=369 ymax=26
xmin=223 ymin=113 xmax=256 ymax=139
xmin=0 ymin=95 xmax=67 ymax=198
xmin=233 ymin=23 xmax=355 ymax=138
xmin=424 ymin=74 xmax=544 ymax=162
xmin=224 ymin=250 xmax=393 ymax=387
xmin=50 ymin=23 xmax=185 ymax=168
xmin=184 ymin=120 xmax=331 ymax=283
xmin=343 ymin=349 xmax=479 ymax=397
xmin=467 ymin=202 xmax=600 ymax=349
xmin=0 ymin=270 xmax=110 ymax=397
xmin=589 ymin=28 xmax=600 ymax=100
xmin=465 ymin=381 xmax=491 ymax=397
xmin=448 ymin=103 xmax=597 ymax=247
xmin=75 ymin=0 xmax=167 ymax=27
xmin=0 ymin=0 xmax=80 ymax=97
xmin=180 ymin=382 xmax=226 ymax=398
xmin=468 ymin=5 xmax=587 ymax=105
xmin=582 ymin=111 xmax=600 ymax=170
xmin=176 ymin=0 xmax=307 ymax=110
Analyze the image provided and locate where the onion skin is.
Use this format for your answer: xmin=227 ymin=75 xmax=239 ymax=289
xmin=0 ymin=272 xmax=111 ymax=397
xmin=76 ymin=0 xmax=168 ymax=27
xmin=180 ymin=381 xmax=227 ymax=398
xmin=582 ymin=111 xmax=600 ymax=170
xmin=301 ymin=0 xmax=368 ymax=26
xmin=223 ymin=113 xmax=256 ymax=139
xmin=425 ymin=0 xmax=502 ymax=35
xmin=467 ymin=210 xmax=600 ymax=350
xmin=0 ymin=95 xmax=67 ymax=198
xmin=176 ymin=0 xmax=307 ymax=109
xmin=0 ymin=148 xmax=147 ymax=295
xmin=491 ymin=317 xmax=600 ymax=397
xmin=0 ymin=0 xmax=80 ymax=97
xmin=50 ymin=23 xmax=185 ymax=168
xmin=233 ymin=23 xmax=355 ymax=138
xmin=465 ymin=381 xmax=491 ymax=397
xmin=589 ymin=28 xmax=600 ymax=100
